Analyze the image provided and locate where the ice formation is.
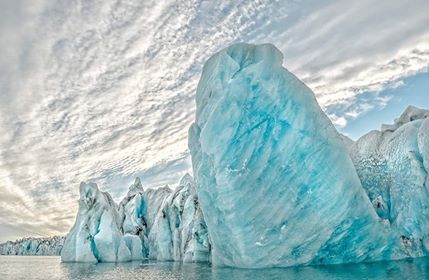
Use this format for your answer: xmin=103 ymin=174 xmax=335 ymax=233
xmin=46 ymin=43 xmax=429 ymax=268
xmin=350 ymin=106 xmax=429 ymax=255
xmin=61 ymin=174 xmax=209 ymax=263
xmin=141 ymin=174 xmax=210 ymax=262
xmin=188 ymin=43 xmax=407 ymax=268
xmin=61 ymin=182 xmax=131 ymax=262
xmin=0 ymin=236 xmax=64 ymax=256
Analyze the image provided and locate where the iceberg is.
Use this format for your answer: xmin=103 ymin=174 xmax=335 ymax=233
xmin=350 ymin=106 xmax=429 ymax=255
xmin=143 ymin=174 xmax=210 ymax=262
xmin=56 ymin=43 xmax=428 ymax=268
xmin=61 ymin=174 xmax=209 ymax=263
xmin=188 ymin=43 xmax=403 ymax=268
xmin=61 ymin=182 xmax=131 ymax=262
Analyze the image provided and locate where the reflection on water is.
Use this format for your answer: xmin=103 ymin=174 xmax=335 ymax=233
xmin=1 ymin=256 xmax=429 ymax=280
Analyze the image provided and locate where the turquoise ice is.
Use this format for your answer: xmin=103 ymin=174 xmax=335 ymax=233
xmin=61 ymin=174 xmax=209 ymax=263
xmin=188 ymin=43 xmax=404 ymax=268
xmin=61 ymin=182 xmax=131 ymax=262
xmin=59 ymin=43 xmax=429 ymax=268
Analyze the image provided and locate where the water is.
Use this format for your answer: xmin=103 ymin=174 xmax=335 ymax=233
xmin=1 ymin=256 xmax=429 ymax=280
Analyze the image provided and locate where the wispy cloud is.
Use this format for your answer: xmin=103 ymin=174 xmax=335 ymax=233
xmin=0 ymin=0 xmax=428 ymax=241
xmin=270 ymin=0 xmax=429 ymax=124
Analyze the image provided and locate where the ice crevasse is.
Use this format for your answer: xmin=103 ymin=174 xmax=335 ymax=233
xmin=61 ymin=43 xmax=429 ymax=268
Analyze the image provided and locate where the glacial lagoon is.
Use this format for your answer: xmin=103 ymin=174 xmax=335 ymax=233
xmin=1 ymin=256 xmax=429 ymax=280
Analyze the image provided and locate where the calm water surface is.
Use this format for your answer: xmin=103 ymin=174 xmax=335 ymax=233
xmin=1 ymin=256 xmax=429 ymax=280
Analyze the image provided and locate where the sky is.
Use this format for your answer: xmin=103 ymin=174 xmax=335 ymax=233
xmin=0 ymin=0 xmax=428 ymax=242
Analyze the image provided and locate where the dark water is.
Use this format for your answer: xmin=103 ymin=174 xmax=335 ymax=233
xmin=1 ymin=256 xmax=429 ymax=280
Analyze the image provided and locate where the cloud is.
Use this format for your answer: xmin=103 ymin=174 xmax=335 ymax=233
xmin=0 ymin=0 xmax=428 ymax=240
xmin=270 ymin=0 xmax=429 ymax=125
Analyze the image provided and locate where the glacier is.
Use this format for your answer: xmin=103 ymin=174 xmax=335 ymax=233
xmin=0 ymin=236 xmax=64 ymax=256
xmin=45 ymin=43 xmax=429 ymax=268
xmin=61 ymin=174 xmax=210 ymax=263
